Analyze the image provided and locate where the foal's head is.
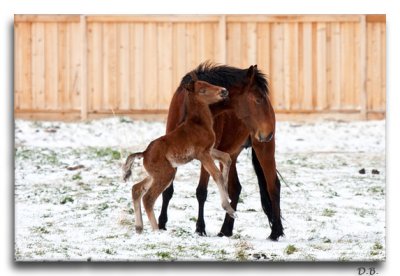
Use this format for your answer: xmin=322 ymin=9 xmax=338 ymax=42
xmin=232 ymin=65 xmax=275 ymax=143
xmin=183 ymin=80 xmax=229 ymax=105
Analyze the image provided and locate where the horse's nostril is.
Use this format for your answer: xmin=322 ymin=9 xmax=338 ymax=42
xmin=266 ymin=132 xmax=274 ymax=142
xmin=258 ymin=132 xmax=274 ymax=143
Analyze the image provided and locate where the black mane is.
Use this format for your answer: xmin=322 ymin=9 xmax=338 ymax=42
xmin=180 ymin=61 xmax=270 ymax=96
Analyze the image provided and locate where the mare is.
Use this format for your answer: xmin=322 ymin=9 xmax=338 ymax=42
xmin=159 ymin=62 xmax=284 ymax=240
xmin=123 ymin=80 xmax=234 ymax=233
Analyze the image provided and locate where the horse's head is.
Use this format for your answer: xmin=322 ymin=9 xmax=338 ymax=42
xmin=232 ymin=65 xmax=275 ymax=143
xmin=183 ymin=80 xmax=229 ymax=105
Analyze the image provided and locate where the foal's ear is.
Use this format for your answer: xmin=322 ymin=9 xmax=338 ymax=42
xmin=182 ymin=80 xmax=195 ymax=92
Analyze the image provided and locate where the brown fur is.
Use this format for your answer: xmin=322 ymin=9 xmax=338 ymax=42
xmin=159 ymin=64 xmax=284 ymax=240
xmin=123 ymin=80 xmax=235 ymax=233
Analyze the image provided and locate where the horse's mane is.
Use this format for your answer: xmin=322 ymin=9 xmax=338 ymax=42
xmin=179 ymin=61 xmax=270 ymax=96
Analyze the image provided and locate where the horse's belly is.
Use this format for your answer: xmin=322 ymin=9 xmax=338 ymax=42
xmin=166 ymin=147 xmax=194 ymax=168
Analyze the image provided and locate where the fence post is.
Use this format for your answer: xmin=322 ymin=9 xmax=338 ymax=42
xmin=218 ymin=15 xmax=226 ymax=64
xmin=80 ymin=15 xmax=88 ymax=120
xmin=359 ymin=15 xmax=367 ymax=120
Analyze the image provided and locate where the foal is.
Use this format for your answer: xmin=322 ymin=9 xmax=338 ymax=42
xmin=123 ymin=80 xmax=235 ymax=233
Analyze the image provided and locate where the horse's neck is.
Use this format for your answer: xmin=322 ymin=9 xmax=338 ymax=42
xmin=185 ymin=95 xmax=213 ymax=129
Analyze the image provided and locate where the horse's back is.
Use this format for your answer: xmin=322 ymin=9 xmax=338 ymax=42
xmin=166 ymin=87 xmax=186 ymax=134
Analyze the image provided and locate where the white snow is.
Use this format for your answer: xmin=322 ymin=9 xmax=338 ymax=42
xmin=14 ymin=117 xmax=385 ymax=261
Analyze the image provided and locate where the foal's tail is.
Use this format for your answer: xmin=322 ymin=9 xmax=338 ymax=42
xmin=122 ymin=152 xmax=144 ymax=181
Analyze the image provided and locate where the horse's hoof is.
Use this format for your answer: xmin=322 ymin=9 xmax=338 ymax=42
xmin=196 ymin=230 xmax=207 ymax=236
xmin=135 ymin=226 xmax=143 ymax=234
xmin=158 ymin=224 xmax=167 ymax=231
xmin=217 ymin=231 xmax=233 ymax=237
xmin=268 ymin=233 xmax=281 ymax=241
xmin=195 ymin=224 xmax=207 ymax=236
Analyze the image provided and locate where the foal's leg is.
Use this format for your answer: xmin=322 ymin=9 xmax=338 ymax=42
xmin=131 ymin=177 xmax=152 ymax=233
xmin=143 ymin=165 xmax=176 ymax=231
xmin=210 ymin=149 xmax=232 ymax=190
xmin=199 ymin=153 xmax=236 ymax=218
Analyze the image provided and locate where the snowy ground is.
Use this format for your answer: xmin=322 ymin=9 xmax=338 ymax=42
xmin=14 ymin=117 xmax=385 ymax=262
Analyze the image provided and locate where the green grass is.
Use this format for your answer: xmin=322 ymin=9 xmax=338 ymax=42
xmin=322 ymin=208 xmax=336 ymax=217
xmin=156 ymin=251 xmax=173 ymax=260
xmin=72 ymin=172 xmax=82 ymax=181
xmin=284 ymin=244 xmax=298 ymax=255
xmin=32 ymin=226 xmax=50 ymax=234
xmin=60 ymin=196 xmax=74 ymax=204
xmin=98 ymin=202 xmax=109 ymax=211
xmin=91 ymin=147 xmax=121 ymax=160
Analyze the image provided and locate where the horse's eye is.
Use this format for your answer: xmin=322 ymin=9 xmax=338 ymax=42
xmin=199 ymin=89 xmax=206 ymax=94
xmin=255 ymin=98 xmax=263 ymax=104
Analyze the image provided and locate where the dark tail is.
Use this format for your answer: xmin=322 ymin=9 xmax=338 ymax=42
xmin=122 ymin=152 xmax=144 ymax=181
xmin=251 ymin=148 xmax=274 ymax=227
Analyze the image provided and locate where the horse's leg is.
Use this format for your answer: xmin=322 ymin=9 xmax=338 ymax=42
xmin=131 ymin=177 xmax=152 ymax=233
xmin=217 ymin=155 xmax=241 ymax=237
xmin=195 ymin=165 xmax=210 ymax=236
xmin=158 ymin=180 xmax=174 ymax=230
xmin=251 ymin=139 xmax=284 ymax=241
xmin=198 ymin=153 xmax=236 ymax=218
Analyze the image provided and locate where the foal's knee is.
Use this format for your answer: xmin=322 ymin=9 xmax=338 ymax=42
xmin=143 ymin=193 xmax=156 ymax=211
xmin=226 ymin=155 xmax=232 ymax=168
xmin=212 ymin=171 xmax=224 ymax=185
xmin=132 ymin=185 xmax=142 ymax=200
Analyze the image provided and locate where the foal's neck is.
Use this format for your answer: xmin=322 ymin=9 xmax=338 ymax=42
xmin=185 ymin=94 xmax=213 ymax=129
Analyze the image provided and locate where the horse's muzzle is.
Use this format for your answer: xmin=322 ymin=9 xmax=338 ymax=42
xmin=257 ymin=131 xmax=274 ymax=143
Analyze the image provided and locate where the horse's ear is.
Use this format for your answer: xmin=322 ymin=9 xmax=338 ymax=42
xmin=247 ymin=65 xmax=257 ymax=78
xmin=182 ymin=80 xmax=195 ymax=92
xmin=244 ymin=65 xmax=257 ymax=87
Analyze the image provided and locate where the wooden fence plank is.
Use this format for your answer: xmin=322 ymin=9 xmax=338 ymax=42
xmin=80 ymin=16 xmax=88 ymax=119
xmin=117 ymin=23 xmax=130 ymax=110
xmin=70 ymin=23 xmax=81 ymax=110
xmin=31 ymin=22 xmax=45 ymax=110
xmin=44 ymin=23 xmax=58 ymax=110
xmin=130 ymin=23 xmax=144 ymax=109
xmin=143 ymin=23 xmax=158 ymax=109
xmin=270 ymin=22 xmax=284 ymax=109
xmin=316 ymin=22 xmax=327 ymax=110
xmin=157 ymin=22 xmax=173 ymax=109
xmin=302 ymin=22 xmax=313 ymax=110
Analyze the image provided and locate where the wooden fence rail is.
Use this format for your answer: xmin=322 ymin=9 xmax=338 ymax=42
xmin=14 ymin=14 xmax=386 ymax=121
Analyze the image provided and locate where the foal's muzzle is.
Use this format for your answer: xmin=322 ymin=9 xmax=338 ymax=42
xmin=220 ymin=88 xmax=229 ymax=99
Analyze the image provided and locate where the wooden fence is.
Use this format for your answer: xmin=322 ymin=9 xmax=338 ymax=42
xmin=14 ymin=15 xmax=386 ymax=121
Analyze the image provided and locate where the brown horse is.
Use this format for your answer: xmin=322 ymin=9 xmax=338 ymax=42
xmin=123 ymin=79 xmax=235 ymax=233
xmin=159 ymin=62 xmax=284 ymax=241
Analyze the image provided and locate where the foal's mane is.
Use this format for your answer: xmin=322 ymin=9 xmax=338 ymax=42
xmin=179 ymin=61 xmax=270 ymax=96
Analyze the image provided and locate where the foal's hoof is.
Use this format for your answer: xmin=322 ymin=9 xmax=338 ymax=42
xmin=135 ymin=226 xmax=143 ymax=234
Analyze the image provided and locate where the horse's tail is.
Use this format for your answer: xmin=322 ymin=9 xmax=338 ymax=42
xmin=122 ymin=152 xmax=144 ymax=181
xmin=251 ymin=148 xmax=274 ymax=227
